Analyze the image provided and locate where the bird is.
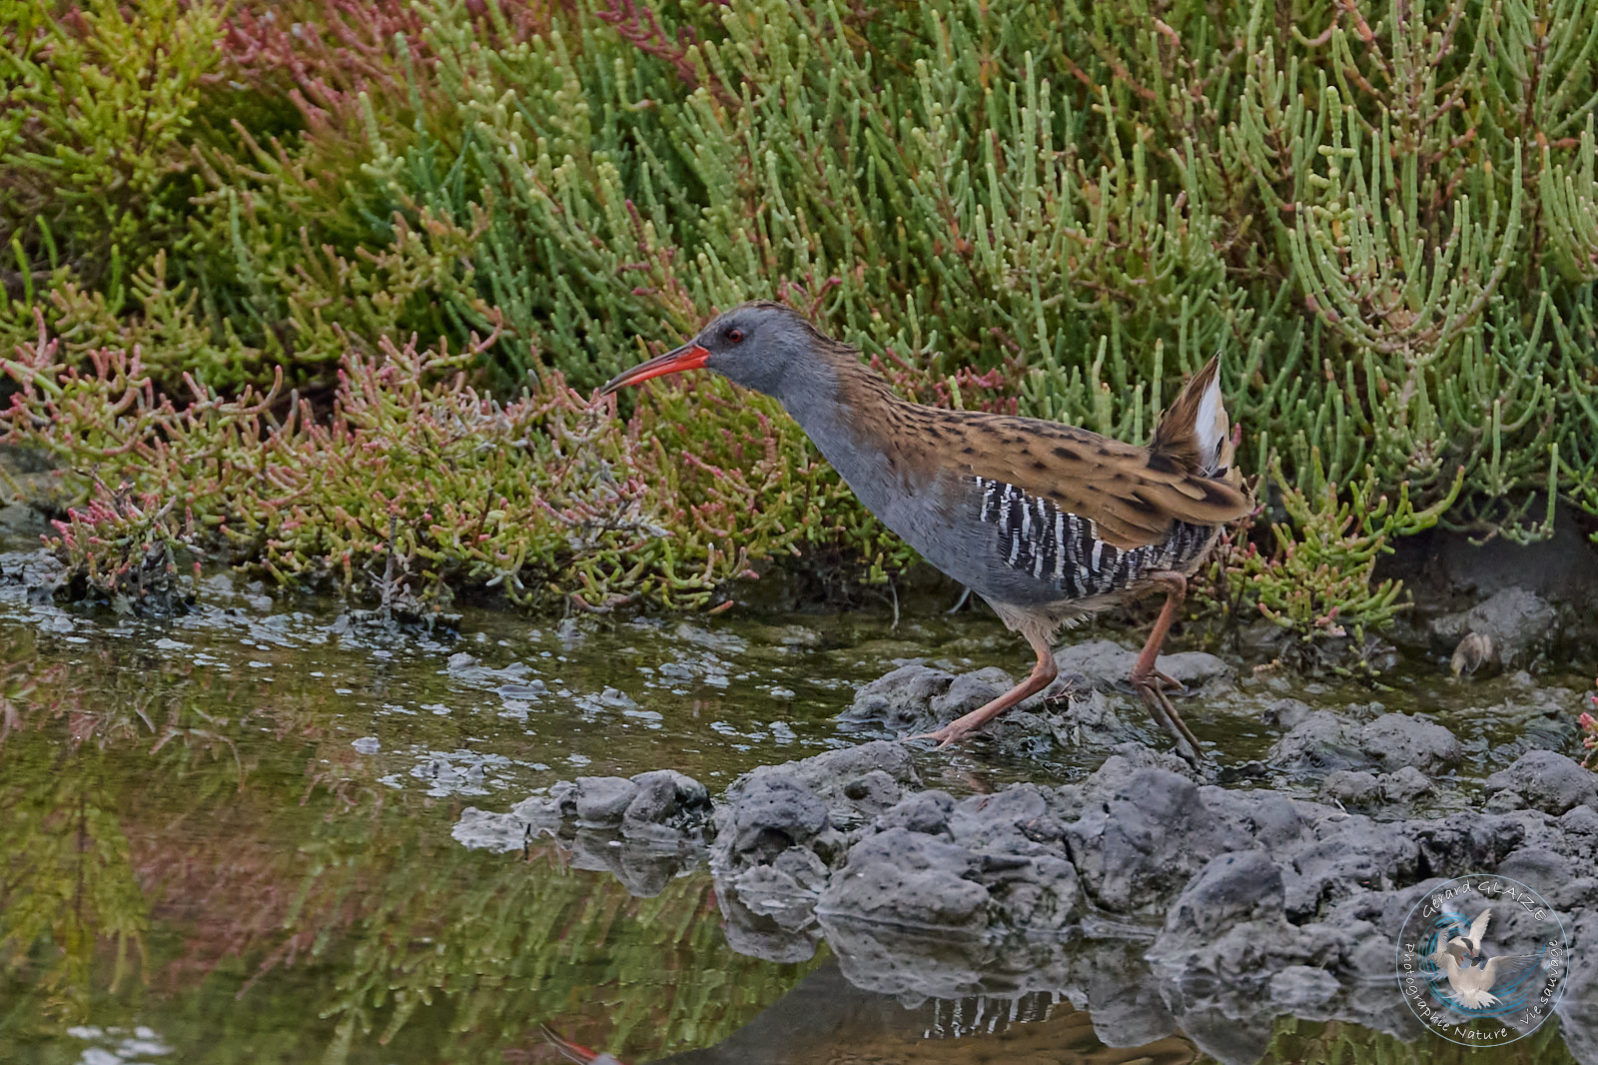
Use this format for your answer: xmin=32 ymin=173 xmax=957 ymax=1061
xmin=1427 ymin=912 xmax=1543 ymax=1010
xmin=601 ymin=302 xmax=1252 ymax=761
xmin=1445 ymin=907 xmax=1493 ymax=962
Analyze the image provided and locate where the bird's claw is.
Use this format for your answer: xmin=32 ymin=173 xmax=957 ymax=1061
xmin=1113 ymin=673 xmax=1188 ymax=699
xmin=907 ymin=724 xmax=970 ymax=748
xmin=1131 ymin=670 xmax=1205 ymax=766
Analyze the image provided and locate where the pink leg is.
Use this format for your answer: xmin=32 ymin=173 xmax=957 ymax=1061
xmin=913 ymin=630 xmax=1057 ymax=748
xmin=1130 ymin=571 xmax=1203 ymax=762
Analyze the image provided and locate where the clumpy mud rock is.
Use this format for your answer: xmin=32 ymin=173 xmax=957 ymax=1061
xmin=1267 ymin=710 xmax=1462 ymax=774
xmin=455 ymin=769 xmax=711 ymax=850
xmin=1051 ymin=639 xmax=1230 ymax=692
xmin=453 ymin=770 xmax=711 ymax=896
xmin=839 ymin=640 xmax=1231 ymax=749
xmin=709 ymin=744 xmax=1595 ymax=991
xmin=460 ymin=635 xmax=1598 ymax=1061
xmin=1160 ymin=850 xmax=1285 ymax=938
xmin=1320 ymin=766 xmax=1433 ymax=808
xmin=709 ymin=742 xmax=919 ymax=931
xmin=1431 ymin=586 xmax=1557 ymax=670
xmin=1485 ymin=748 xmax=1598 ymax=815
xmin=1065 ymin=765 xmax=1258 ymax=912
xmin=467 ymin=729 xmax=1598 ymax=1061
xmin=842 ymin=664 xmax=959 ymax=734
xmin=573 ymin=776 xmax=639 ymax=825
xmin=817 ymin=785 xmax=1083 ymax=933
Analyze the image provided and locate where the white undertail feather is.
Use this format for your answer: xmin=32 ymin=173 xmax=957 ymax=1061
xmin=1149 ymin=354 xmax=1235 ymax=480
xmin=1194 ymin=373 xmax=1225 ymax=474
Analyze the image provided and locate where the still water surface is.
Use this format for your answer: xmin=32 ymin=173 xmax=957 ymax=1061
xmin=0 ymin=540 xmax=1581 ymax=1064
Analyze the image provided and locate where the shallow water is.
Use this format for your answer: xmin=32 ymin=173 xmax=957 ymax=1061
xmin=0 ymin=537 xmax=1587 ymax=1064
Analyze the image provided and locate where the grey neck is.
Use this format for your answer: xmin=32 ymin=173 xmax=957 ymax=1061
xmin=772 ymin=357 xmax=910 ymax=527
xmin=774 ymin=356 xmax=847 ymax=434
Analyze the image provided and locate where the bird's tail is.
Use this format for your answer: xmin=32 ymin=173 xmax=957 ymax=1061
xmin=1150 ymin=354 xmax=1235 ymax=479
xmin=1456 ymin=988 xmax=1501 ymax=1009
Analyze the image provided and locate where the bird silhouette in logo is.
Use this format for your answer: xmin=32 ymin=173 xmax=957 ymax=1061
xmin=1427 ymin=907 xmax=1543 ymax=1009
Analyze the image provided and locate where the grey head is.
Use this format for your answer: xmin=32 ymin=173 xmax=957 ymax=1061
xmin=601 ymin=301 xmax=847 ymax=410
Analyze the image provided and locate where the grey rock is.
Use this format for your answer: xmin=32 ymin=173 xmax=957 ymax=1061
xmin=623 ymin=772 xmax=680 ymax=825
xmin=837 ymin=769 xmax=908 ymax=828
xmin=1285 ymin=818 xmax=1418 ymax=918
xmin=1268 ymin=965 xmax=1342 ymax=1007
xmin=1041 ymin=690 xmax=1141 ymax=749
xmin=1381 ymin=766 xmax=1433 ymax=802
xmin=1161 ymin=850 xmax=1285 ymax=938
xmin=1269 ymin=711 xmax=1461 ymax=775
xmin=1360 ymin=714 xmax=1462 ymax=773
xmin=624 ymin=769 xmax=710 ymax=829
xmin=1322 ymin=770 xmax=1381 ymax=806
xmin=840 ymin=663 xmax=953 ymax=732
xmin=1259 ymin=697 xmax=1316 ymax=731
xmin=929 ymin=667 xmax=1015 ymax=720
xmin=1426 ymin=513 xmax=1598 ymax=608
xmin=1496 ymin=847 xmax=1579 ymax=905
xmin=764 ymin=739 xmax=921 ymax=802
xmin=1432 ymin=586 xmax=1557 ymax=667
xmin=1268 ymin=710 xmax=1370 ymax=772
xmin=1203 ymin=788 xmax=1309 ymax=852
xmin=1562 ymin=804 xmax=1598 ymax=837
xmin=1067 ymin=767 xmax=1251 ymax=912
xmin=819 ymin=827 xmax=990 ymax=930
xmin=1052 ymin=639 xmax=1229 ymax=691
xmin=710 ymin=741 xmax=923 ymax=892
xmin=574 ymin=776 xmax=639 ymax=826
xmin=0 ymin=502 xmax=45 ymax=535
xmin=1486 ymin=749 xmax=1598 ymax=815
xmin=724 ymin=775 xmax=829 ymax=862
xmin=877 ymin=790 xmax=955 ymax=835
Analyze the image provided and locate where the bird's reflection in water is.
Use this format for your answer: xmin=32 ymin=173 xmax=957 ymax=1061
xmin=550 ymin=960 xmax=1196 ymax=1065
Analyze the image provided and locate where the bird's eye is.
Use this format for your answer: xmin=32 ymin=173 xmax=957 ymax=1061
xmin=727 ymin=328 xmax=744 ymax=343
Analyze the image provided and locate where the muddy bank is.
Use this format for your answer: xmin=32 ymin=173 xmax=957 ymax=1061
xmin=460 ymin=634 xmax=1598 ymax=1065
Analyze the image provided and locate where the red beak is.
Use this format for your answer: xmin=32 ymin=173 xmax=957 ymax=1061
xmin=600 ymin=342 xmax=711 ymax=395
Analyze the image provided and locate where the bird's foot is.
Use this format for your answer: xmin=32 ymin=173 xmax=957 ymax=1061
xmin=1116 ymin=670 xmax=1188 ymax=698
xmin=907 ymin=722 xmax=975 ymax=748
xmin=1154 ymin=669 xmax=1188 ymax=694
xmin=1131 ymin=670 xmax=1205 ymax=766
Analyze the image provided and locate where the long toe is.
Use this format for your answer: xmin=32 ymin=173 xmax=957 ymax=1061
xmin=1136 ymin=681 xmax=1205 ymax=765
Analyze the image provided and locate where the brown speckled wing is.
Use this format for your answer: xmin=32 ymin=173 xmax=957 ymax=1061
xmin=918 ymin=356 xmax=1251 ymax=551
xmin=826 ymin=352 xmax=1250 ymax=557
xmin=879 ymin=388 xmax=1248 ymax=555
xmin=943 ymin=416 xmax=1247 ymax=549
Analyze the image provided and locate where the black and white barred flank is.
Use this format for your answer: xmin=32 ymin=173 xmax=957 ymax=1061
xmin=973 ymin=476 xmax=1212 ymax=597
